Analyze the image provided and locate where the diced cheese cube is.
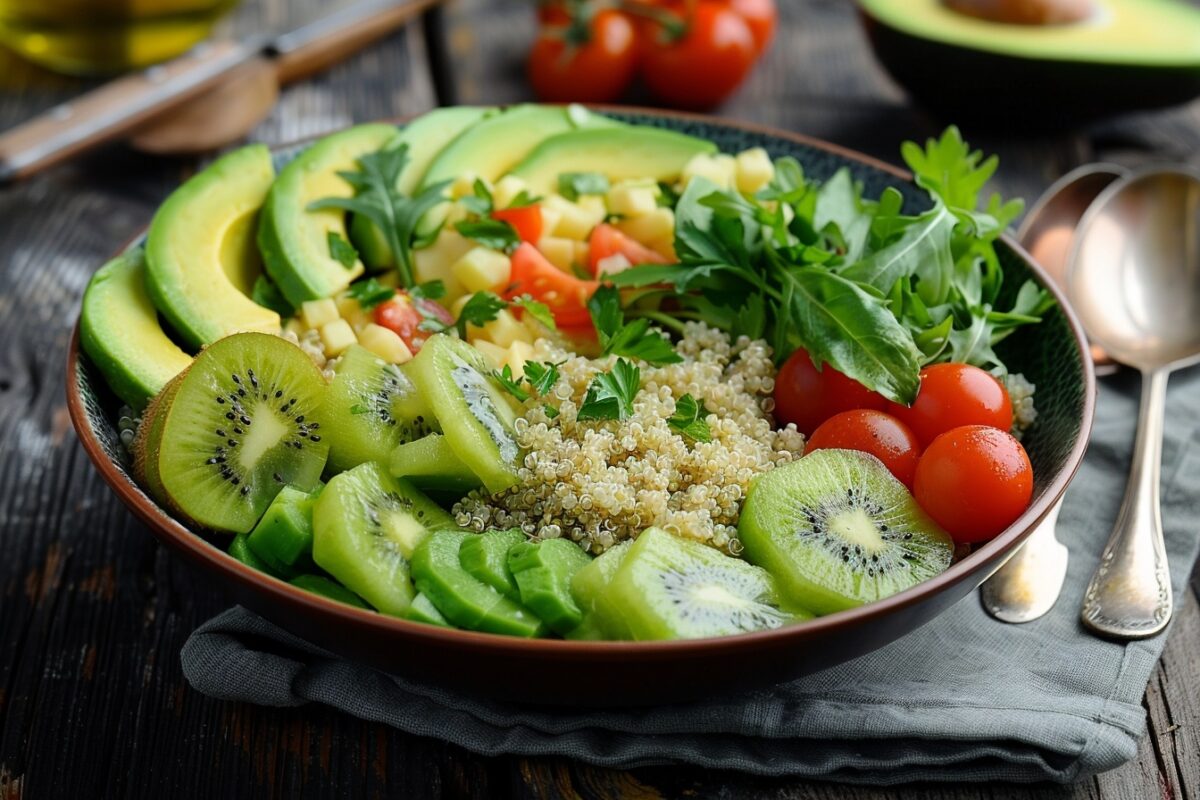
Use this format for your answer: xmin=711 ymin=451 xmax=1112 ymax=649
xmin=537 ymin=236 xmax=577 ymax=272
xmin=444 ymin=201 xmax=470 ymax=226
xmin=451 ymin=294 xmax=472 ymax=318
xmin=471 ymin=339 xmax=507 ymax=370
xmin=573 ymin=240 xmax=591 ymax=269
xmin=504 ymin=340 xmax=534 ymax=377
xmin=492 ymin=175 xmax=529 ymax=210
xmin=543 ymin=194 xmax=605 ymax=240
xmin=480 ymin=309 xmax=533 ymax=348
xmin=451 ymin=247 xmax=512 ymax=293
xmin=335 ymin=294 xmax=372 ymax=332
xmin=538 ymin=203 xmax=563 ymax=237
xmin=415 ymin=229 xmax=475 ymax=302
xmin=283 ymin=318 xmax=306 ymax=337
xmin=606 ymin=183 xmax=658 ymax=217
xmin=736 ymin=147 xmax=775 ymax=194
xmin=682 ymin=153 xmax=737 ymax=190
xmin=319 ymin=319 xmax=357 ymax=357
xmin=451 ymin=171 xmax=490 ymax=200
xmin=301 ymin=298 xmax=339 ymax=329
xmin=358 ymin=323 xmax=413 ymax=364
xmin=617 ymin=207 xmax=675 ymax=248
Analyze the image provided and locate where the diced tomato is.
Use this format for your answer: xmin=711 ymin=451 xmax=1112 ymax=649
xmin=587 ymin=223 xmax=670 ymax=277
xmin=373 ymin=291 xmax=454 ymax=353
xmin=492 ymin=205 xmax=544 ymax=244
xmin=505 ymin=242 xmax=598 ymax=327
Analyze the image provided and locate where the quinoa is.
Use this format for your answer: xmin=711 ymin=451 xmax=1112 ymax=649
xmin=452 ymin=323 xmax=806 ymax=555
xmin=1005 ymin=372 xmax=1037 ymax=440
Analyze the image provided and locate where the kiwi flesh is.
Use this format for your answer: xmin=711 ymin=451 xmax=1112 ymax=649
xmin=139 ymin=332 xmax=329 ymax=533
xmin=289 ymin=575 xmax=369 ymax=609
xmin=390 ymin=433 xmax=482 ymax=493
xmin=594 ymin=527 xmax=791 ymax=641
xmin=312 ymin=461 xmax=455 ymax=616
xmin=458 ymin=528 xmax=524 ymax=601
xmin=405 ymin=592 xmax=450 ymax=627
xmin=738 ymin=448 xmax=954 ymax=615
xmin=569 ymin=540 xmax=633 ymax=639
xmin=321 ymin=344 xmax=438 ymax=473
xmin=228 ymin=532 xmax=275 ymax=575
xmin=507 ymin=539 xmax=592 ymax=635
xmin=247 ymin=485 xmax=317 ymax=570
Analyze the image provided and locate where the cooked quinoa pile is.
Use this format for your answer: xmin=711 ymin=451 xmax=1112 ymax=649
xmin=452 ymin=323 xmax=806 ymax=555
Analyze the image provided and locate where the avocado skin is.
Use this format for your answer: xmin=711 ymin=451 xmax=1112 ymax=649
xmin=861 ymin=11 xmax=1200 ymax=127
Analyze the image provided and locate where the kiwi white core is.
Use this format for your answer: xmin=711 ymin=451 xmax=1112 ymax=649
xmin=382 ymin=510 xmax=428 ymax=559
xmin=236 ymin=402 xmax=289 ymax=470
xmin=826 ymin=507 xmax=887 ymax=554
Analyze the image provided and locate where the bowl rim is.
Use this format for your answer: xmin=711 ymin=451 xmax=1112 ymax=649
xmin=65 ymin=104 xmax=1097 ymax=659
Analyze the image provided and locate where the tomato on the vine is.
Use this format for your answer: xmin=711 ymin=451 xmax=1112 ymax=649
xmin=773 ymin=348 xmax=887 ymax=436
xmin=528 ymin=9 xmax=638 ymax=103
xmin=805 ymin=410 xmax=921 ymax=489
xmin=888 ymin=363 xmax=1013 ymax=447
xmin=913 ymin=425 xmax=1033 ymax=543
xmin=637 ymin=1 xmax=758 ymax=109
xmin=373 ymin=291 xmax=454 ymax=353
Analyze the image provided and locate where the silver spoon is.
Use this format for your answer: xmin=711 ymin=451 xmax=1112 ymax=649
xmin=1070 ymin=167 xmax=1200 ymax=639
xmin=980 ymin=164 xmax=1127 ymax=624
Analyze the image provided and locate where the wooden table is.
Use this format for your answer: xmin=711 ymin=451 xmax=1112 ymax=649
xmin=1 ymin=0 xmax=1197 ymax=796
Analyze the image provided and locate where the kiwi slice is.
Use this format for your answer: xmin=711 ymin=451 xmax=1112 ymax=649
xmin=228 ymin=532 xmax=275 ymax=575
xmin=322 ymin=344 xmax=438 ymax=474
xmin=138 ymin=333 xmax=329 ymax=533
xmin=508 ymin=539 xmax=593 ymax=635
xmin=738 ymin=449 xmax=954 ymax=615
xmin=406 ymin=334 xmax=522 ymax=493
xmin=411 ymin=530 xmax=546 ymax=637
xmin=290 ymin=575 xmax=369 ymax=609
xmin=312 ymin=461 xmax=456 ymax=616
xmin=405 ymin=592 xmax=450 ymax=627
xmin=247 ymin=485 xmax=317 ymax=569
xmin=595 ymin=528 xmax=792 ymax=641
xmin=132 ymin=373 xmax=183 ymax=504
xmin=390 ymin=433 xmax=482 ymax=493
xmin=569 ymin=541 xmax=633 ymax=639
xmin=459 ymin=528 xmax=524 ymax=601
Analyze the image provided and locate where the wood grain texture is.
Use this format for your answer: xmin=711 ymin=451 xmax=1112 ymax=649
xmin=0 ymin=0 xmax=1198 ymax=797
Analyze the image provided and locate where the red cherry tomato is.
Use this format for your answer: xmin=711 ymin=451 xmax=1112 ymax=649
xmin=504 ymin=242 xmax=598 ymax=327
xmin=528 ymin=10 xmax=638 ymax=103
xmin=536 ymin=0 xmax=569 ymax=25
xmin=726 ymin=0 xmax=777 ymax=54
xmin=773 ymin=348 xmax=886 ymax=436
xmin=805 ymin=410 xmax=921 ymax=489
xmin=913 ymin=425 xmax=1034 ymax=543
xmin=492 ymin=205 xmax=544 ymax=244
xmin=638 ymin=1 xmax=758 ymax=110
xmin=373 ymin=291 xmax=454 ymax=353
xmin=587 ymin=223 xmax=670 ymax=277
xmin=888 ymin=363 xmax=1013 ymax=447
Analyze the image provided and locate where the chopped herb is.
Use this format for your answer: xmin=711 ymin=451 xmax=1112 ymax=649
xmin=410 ymin=279 xmax=446 ymax=301
xmin=492 ymin=364 xmax=530 ymax=402
xmin=587 ymin=286 xmax=682 ymax=366
xmin=505 ymin=189 xmax=542 ymax=208
xmin=251 ymin=275 xmax=294 ymax=317
xmin=327 ymin=231 xmax=359 ymax=269
xmin=455 ymin=291 xmax=508 ymax=338
xmin=346 ymin=277 xmax=396 ymax=311
xmin=667 ymin=393 xmax=712 ymax=443
xmin=656 ymin=180 xmax=681 ymax=208
xmin=558 ymin=171 xmax=610 ymax=202
xmin=576 ymin=358 xmax=640 ymax=421
xmin=458 ymin=178 xmax=494 ymax=216
xmin=511 ymin=296 xmax=557 ymax=331
xmin=543 ymin=403 xmax=560 ymax=419
xmin=522 ymin=360 xmax=562 ymax=396
xmin=455 ymin=218 xmax=520 ymax=253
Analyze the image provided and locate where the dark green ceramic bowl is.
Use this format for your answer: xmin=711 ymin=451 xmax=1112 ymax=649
xmin=66 ymin=108 xmax=1096 ymax=705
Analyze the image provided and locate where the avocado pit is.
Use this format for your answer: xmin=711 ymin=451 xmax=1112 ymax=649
xmin=943 ymin=0 xmax=1096 ymax=25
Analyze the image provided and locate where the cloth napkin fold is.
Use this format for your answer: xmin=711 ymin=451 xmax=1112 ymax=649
xmin=181 ymin=367 xmax=1200 ymax=784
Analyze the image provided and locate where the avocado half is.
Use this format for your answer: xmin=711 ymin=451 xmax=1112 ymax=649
xmin=859 ymin=0 xmax=1200 ymax=126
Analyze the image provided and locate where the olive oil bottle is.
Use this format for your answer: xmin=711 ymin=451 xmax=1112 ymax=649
xmin=0 ymin=0 xmax=238 ymax=75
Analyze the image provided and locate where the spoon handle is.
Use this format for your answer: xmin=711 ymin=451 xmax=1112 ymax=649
xmin=1081 ymin=368 xmax=1173 ymax=639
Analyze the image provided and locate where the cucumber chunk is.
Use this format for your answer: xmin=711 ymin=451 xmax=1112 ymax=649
xmin=459 ymin=528 xmax=524 ymax=601
xmin=508 ymin=538 xmax=593 ymax=634
xmin=405 ymin=592 xmax=451 ymax=627
xmin=248 ymin=485 xmax=316 ymax=568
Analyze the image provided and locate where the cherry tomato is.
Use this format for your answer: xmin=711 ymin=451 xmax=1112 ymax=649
xmin=888 ymin=363 xmax=1013 ymax=447
xmin=639 ymin=1 xmax=758 ymax=110
xmin=805 ymin=410 xmax=921 ymax=489
xmin=528 ymin=10 xmax=638 ymax=103
xmin=492 ymin=205 xmax=544 ymax=244
xmin=914 ymin=425 xmax=1033 ymax=543
xmin=373 ymin=291 xmax=454 ymax=353
xmin=726 ymin=0 xmax=777 ymax=54
xmin=504 ymin=242 xmax=598 ymax=327
xmin=773 ymin=348 xmax=886 ymax=436
xmin=536 ymin=0 xmax=570 ymax=25
xmin=587 ymin=223 xmax=670 ymax=277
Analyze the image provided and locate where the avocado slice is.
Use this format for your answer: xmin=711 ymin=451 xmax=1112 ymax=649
xmin=508 ymin=126 xmax=717 ymax=195
xmin=144 ymin=144 xmax=279 ymax=348
xmin=80 ymin=248 xmax=192 ymax=410
xmin=420 ymin=104 xmax=622 ymax=189
xmin=860 ymin=0 xmax=1200 ymax=124
xmin=351 ymin=106 xmax=495 ymax=269
xmin=258 ymin=123 xmax=397 ymax=306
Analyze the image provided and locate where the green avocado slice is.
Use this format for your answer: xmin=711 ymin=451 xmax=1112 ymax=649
xmin=80 ymin=248 xmax=192 ymax=410
xmin=144 ymin=144 xmax=280 ymax=348
xmin=507 ymin=126 xmax=717 ymax=195
xmin=258 ymin=123 xmax=397 ymax=306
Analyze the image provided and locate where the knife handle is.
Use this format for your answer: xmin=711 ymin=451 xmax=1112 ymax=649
xmin=0 ymin=39 xmax=258 ymax=183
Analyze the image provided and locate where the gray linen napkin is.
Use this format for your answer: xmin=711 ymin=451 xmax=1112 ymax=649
xmin=181 ymin=367 xmax=1200 ymax=784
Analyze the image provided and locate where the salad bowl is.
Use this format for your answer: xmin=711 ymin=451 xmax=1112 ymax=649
xmin=66 ymin=108 xmax=1095 ymax=705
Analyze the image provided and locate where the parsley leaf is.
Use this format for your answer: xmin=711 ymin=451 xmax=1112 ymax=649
xmin=308 ymin=144 xmax=449 ymax=287
xmin=410 ymin=279 xmax=446 ymax=301
xmin=251 ymin=275 xmax=294 ymax=317
xmin=458 ymin=178 xmax=494 ymax=216
xmin=511 ymin=296 xmax=557 ymax=331
xmin=505 ymin=189 xmax=541 ymax=208
xmin=668 ymin=393 xmax=712 ymax=443
xmin=455 ymin=218 xmax=520 ymax=253
xmin=346 ymin=277 xmax=396 ymax=311
xmin=455 ymin=291 xmax=508 ymax=338
xmin=558 ymin=172 xmax=610 ymax=202
xmin=327 ymin=231 xmax=359 ymax=269
xmin=492 ymin=364 xmax=530 ymax=402
xmin=576 ymin=358 xmax=640 ymax=422
xmin=587 ymin=286 xmax=682 ymax=365
xmin=522 ymin=360 xmax=562 ymax=396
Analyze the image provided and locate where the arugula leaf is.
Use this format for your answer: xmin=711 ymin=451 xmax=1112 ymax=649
xmin=522 ymin=360 xmax=562 ymax=396
xmin=327 ymin=231 xmax=359 ymax=269
xmin=455 ymin=291 xmax=508 ymax=338
xmin=455 ymin=218 xmax=520 ymax=253
xmin=576 ymin=358 xmax=640 ymax=421
xmin=346 ymin=278 xmax=396 ymax=311
xmin=458 ymin=178 xmax=494 ymax=216
xmin=511 ymin=296 xmax=557 ymax=331
xmin=309 ymin=144 xmax=449 ymax=287
xmin=668 ymin=393 xmax=712 ymax=443
xmin=251 ymin=275 xmax=294 ymax=317
xmin=901 ymin=126 xmax=997 ymax=212
xmin=814 ymin=168 xmax=870 ymax=261
xmin=558 ymin=172 xmax=610 ymax=202
xmin=840 ymin=204 xmax=954 ymax=295
xmin=587 ymin=286 xmax=682 ymax=365
xmin=493 ymin=364 xmax=531 ymax=402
